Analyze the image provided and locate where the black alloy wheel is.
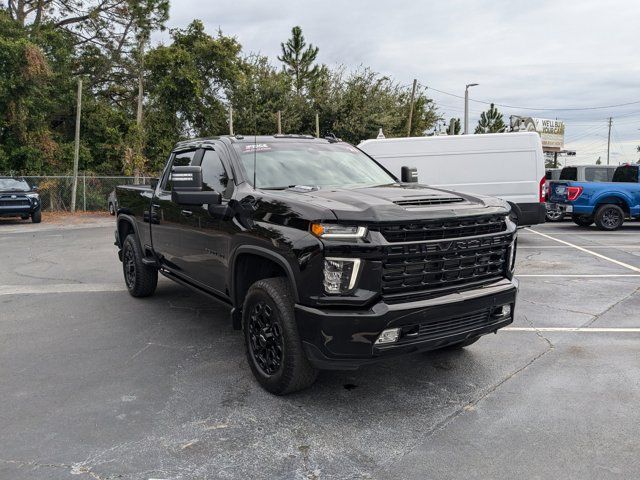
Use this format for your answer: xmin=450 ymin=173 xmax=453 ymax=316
xmin=247 ymin=301 xmax=284 ymax=376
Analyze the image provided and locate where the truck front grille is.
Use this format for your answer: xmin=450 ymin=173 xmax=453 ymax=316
xmin=0 ymin=198 xmax=30 ymax=207
xmin=418 ymin=308 xmax=492 ymax=340
xmin=381 ymin=233 xmax=512 ymax=298
xmin=376 ymin=214 xmax=506 ymax=242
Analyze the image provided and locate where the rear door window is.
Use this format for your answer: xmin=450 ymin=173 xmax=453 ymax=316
xmin=584 ymin=167 xmax=610 ymax=182
xmin=559 ymin=167 xmax=577 ymax=180
xmin=612 ymin=165 xmax=639 ymax=183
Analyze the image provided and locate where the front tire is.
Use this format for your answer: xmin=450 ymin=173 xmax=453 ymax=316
xmin=572 ymin=215 xmax=594 ymax=227
xmin=31 ymin=209 xmax=42 ymax=223
xmin=122 ymin=234 xmax=157 ymax=297
xmin=243 ymin=278 xmax=318 ymax=395
xmin=595 ymin=204 xmax=624 ymax=231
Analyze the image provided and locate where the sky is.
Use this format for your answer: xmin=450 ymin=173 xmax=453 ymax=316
xmin=156 ymin=0 xmax=640 ymax=165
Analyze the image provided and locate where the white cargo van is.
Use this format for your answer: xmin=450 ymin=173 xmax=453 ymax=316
xmin=359 ymin=132 xmax=546 ymax=226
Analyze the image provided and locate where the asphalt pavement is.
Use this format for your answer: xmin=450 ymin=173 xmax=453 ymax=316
xmin=1 ymin=216 xmax=639 ymax=479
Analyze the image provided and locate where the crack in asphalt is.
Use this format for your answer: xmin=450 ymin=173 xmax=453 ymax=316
xmin=0 ymin=458 xmax=111 ymax=479
xmin=519 ymin=297 xmax=596 ymax=318
xmin=371 ymin=332 xmax=555 ymax=478
xmin=581 ymin=286 xmax=639 ymax=328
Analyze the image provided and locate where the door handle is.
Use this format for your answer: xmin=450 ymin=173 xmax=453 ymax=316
xmin=181 ymin=209 xmax=193 ymax=217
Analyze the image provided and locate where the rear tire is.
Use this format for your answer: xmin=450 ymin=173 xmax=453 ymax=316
xmin=594 ymin=204 xmax=624 ymax=231
xmin=572 ymin=215 xmax=593 ymax=227
xmin=122 ymin=234 xmax=157 ymax=297
xmin=243 ymin=278 xmax=318 ymax=395
xmin=31 ymin=209 xmax=42 ymax=223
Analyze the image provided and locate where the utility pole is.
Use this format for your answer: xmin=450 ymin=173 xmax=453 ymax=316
xmin=606 ymin=117 xmax=612 ymax=165
xmin=406 ymin=79 xmax=417 ymax=137
xmin=276 ymin=110 xmax=282 ymax=134
xmin=229 ymin=106 xmax=234 ymax=135
xmin=134 ymin=36 xmax=145 ymax=184
xmin=464 ymin=83 xmax=479 ymax=134
xmin=315 ymin=113 xmax=320 ymax=138
xmin=71 ymin=78 xmax=82 ymax=213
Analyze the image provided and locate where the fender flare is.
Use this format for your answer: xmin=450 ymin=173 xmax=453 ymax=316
xmin=116 ymin=214 xmax=144 ymax=254
xmin=592 ymin=192 xmax=632 ymax=211
xmin=228 ymin=245 xmax=300 ymax=307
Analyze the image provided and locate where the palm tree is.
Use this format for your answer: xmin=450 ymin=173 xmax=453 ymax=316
xmin=475 ymin=103 xmax=506 ymax=134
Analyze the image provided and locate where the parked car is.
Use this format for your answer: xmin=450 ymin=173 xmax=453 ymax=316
xmin=545 ymin=169 xmax=563 ymax=221
xmin=114 ymin=135 xmax=518 ymax=394
xmin=108 ymin=189 xmax=118 ymax=215
xmin=0 ymin=176 xmax=42 ymax=223
xmin=358 ymin=132 xmax=546 ymax=226
xmin=545 ymin=165 xmax=617 ymax=222
xmin=548 ymin=164 xmax=640 ymax=230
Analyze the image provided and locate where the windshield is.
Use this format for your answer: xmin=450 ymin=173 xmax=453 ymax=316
xmin=0 ymin=178 xmax=30 ymax=192
xmin=234 ymin=142 xmax=396 ymax=189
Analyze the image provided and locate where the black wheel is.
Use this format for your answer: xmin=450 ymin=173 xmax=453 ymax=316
xmin=595 ymin=204 xmax=624 ymax=231
xmin=572 ymin=215 xmax=594 ymax=227
xmin=243 ymin=278 xmax=318 ymax=395
xmin=108 ymin=203 xmax=115 ymax=215
xmin=442 ymin=336 xmax=480 ymax=350
xmin=122 ymin=234 xmax=157 ymax=297
xmin=31 ymin=209 xmax=42 ymax=223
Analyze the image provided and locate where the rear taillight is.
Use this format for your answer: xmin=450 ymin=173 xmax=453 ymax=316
xmin=539 ymin=176 xmax=546 ymax=202
xmin=567 ymin=186 xmax=583 ymax=201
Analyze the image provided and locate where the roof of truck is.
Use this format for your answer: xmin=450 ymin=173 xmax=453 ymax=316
xmin=174 ymin=134 xmax=339 ymax=151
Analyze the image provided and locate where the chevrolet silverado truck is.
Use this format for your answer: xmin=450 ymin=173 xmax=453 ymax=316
xmin=114 ymin=135 xmax=518 ymax=394
xmin=548 ymin=163 xmax=640 ymax=230
xmin=0 ymin=176 xmax=42 ymax=223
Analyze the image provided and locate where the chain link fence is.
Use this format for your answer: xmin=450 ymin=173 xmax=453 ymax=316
xmin=17 ymin=175 xmax=155 ymax=212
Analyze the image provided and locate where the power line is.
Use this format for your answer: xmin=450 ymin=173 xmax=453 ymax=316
xmin=424 ymin=85 xmax=640 ymax=112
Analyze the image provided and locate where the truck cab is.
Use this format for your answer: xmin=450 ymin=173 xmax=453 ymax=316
xmin=115 ymin=135 xmax=518 ymax=394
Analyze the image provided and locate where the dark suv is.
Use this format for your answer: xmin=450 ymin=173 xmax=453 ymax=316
xmin=115 ymin=135 xmax=518 ymax=394
xmin=0 ymin=177 xmax=42 ymax=223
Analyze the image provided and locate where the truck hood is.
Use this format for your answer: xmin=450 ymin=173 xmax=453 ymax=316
xmin=265 ymin=184 xmax=509 ymax=222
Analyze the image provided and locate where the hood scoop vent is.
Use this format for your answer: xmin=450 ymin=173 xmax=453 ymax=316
xmin=394 ymin=196 xmax=464 ymax=207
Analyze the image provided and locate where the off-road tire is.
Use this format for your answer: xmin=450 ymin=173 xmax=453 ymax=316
xmin=243 ymin=278 xmax=318 ymax=395
xmin=594 ymin=204 xmax=624 ymax=231
xmin=122 ymin=234 xmax=157 ymax=297
xmin=31 ymin=209 xmax=42 ymax=223
xmin=572 ymin=215 xmax=594 ymax=227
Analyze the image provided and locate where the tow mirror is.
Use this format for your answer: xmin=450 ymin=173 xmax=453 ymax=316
xmin=401 ymin=166 xmax=418 ymax=183
xmin=171 ymin=166 xmax=222 ymax=206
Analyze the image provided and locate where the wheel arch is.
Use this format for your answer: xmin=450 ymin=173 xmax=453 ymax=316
xmin=229 ymin=246 xmax=300 ymax=310
xmin=116 ymin=215 xmax=143 ymax=255
xmin=594 ymin=195 xmax=631 ymax=215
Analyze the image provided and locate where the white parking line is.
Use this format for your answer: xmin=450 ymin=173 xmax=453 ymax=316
xmin=504 ymin=327 xmax=640 ymax=333
xmin=519 ymin=245 xmax=640 ymax=249
xmin=0 ymin=283 xmax=126 ymax=296
xmin=524 ymin=228 xmax=640 ymax=273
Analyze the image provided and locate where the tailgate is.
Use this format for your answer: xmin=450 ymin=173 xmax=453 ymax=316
xmin=548 ymin=181 xmax=572 ymax=203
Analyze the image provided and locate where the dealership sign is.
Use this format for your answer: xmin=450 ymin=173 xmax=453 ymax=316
xmin=510 ymin=116 xmax=565 ymax=150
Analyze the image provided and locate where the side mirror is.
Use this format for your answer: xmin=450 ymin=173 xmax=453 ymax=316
xmin=171 ymin=166 xmax=222 ymax=206
xmin=401 ymin=166 xmax=418 ymax=183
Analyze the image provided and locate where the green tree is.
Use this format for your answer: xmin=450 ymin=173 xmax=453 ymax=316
xmin=278 ymin=26 xmax=321 ymax=95
xmin=446 ymin=118 xmax=461 ymax=135
xmin=475 ymin=103 xmax=506 ymax=134
xmin=595 ymin=156 xmax=602 ymax=165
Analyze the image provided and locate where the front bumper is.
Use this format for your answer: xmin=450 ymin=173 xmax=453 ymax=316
xmin=296 ymin=277 xmax=518 ymax=370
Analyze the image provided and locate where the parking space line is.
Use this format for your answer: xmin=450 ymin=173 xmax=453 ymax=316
xmin=504 ymin=327 xmax=640 ymax=333
xmin=524 ymin=228 xmax=640 ymax=273
xmin=519 ymin=245 xmax=640 ymax=249
xmin=0 ymin=283 xmax=126 ymax=296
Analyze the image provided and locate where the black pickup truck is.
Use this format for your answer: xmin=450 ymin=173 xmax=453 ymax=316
xmin=115 ymin=135 xmax=518 ymax=394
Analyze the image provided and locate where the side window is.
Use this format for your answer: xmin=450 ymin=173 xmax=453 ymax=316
xmin=584 ymin=168 xmax=609 ymax=182
xmin=162 ymin=150 xmax=196 ymax=191
xmin=559 ymin=167 xmax=577 ymax=181
xmin=201 ymin=149 xmax=232 ymax=198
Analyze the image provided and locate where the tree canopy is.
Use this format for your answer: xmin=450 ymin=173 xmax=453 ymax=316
xmin=475 ymin=103 xmax=506 ymax=134
xmin=0 ymin=9 xmax=440 ymax=175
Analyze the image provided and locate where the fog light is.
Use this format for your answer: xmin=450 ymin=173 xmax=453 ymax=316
xmin=374 ymin=328 xmax=401 ymax=345
xmin=323 ymin=258 xmax=361 ymax=294
xmin=493 ymin=304 xmax=512 ymax=318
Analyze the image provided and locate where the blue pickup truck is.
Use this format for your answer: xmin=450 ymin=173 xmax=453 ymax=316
xmin=548 ymin=164 xmax=640 ymax=230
